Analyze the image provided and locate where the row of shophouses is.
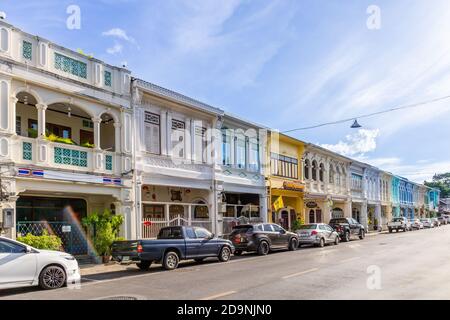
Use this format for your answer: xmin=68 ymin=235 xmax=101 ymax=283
xmin=0 ymin=20 xmax=440 ymax=255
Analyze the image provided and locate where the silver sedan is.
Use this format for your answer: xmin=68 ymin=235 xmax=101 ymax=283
xmin=296 ymin=223 xmax=340 ymax=248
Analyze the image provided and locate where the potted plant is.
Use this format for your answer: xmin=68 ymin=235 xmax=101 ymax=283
xmin=82 ymin=209 xmax=124 ymax=264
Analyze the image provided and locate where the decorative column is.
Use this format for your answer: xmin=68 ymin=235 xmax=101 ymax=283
xmin=36 ymin=103 xmax=47 ymax=139
xmin=361 ymin=201 xmax=369 ymax=231
xmin=35 ymin=103 xmax=49 ymax=165
xmin=9 ymin=96 xmax=18 ymax=135
xmin=375 ymin=204 xmax=382 ymax=231
xmin=92 ymin=117 xmax=103 ymax=171
xmin=113 ymin=122 xmax=121 ymax=153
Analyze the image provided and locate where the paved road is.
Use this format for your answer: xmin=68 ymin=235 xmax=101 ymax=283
xmin=2 ymin=225 xmax=450 ymax=300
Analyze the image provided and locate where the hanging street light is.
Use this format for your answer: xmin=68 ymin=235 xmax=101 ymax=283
xmin=351 ymin=119 xmax=362 ymax=129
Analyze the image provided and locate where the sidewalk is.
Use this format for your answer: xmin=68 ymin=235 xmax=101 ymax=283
xmin=80 ymin=262 xmax=132 ymax=276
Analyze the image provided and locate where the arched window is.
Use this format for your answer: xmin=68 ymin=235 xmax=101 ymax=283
xmin=304 ymin=159 xmax=310 ymax=180
xmin=312 ymin=160 xmax=318 ymax=181
xmin=329 ymin=165 xmax=334 ymax=184
xmin=319 ymin=163 xmax=324 ymax=182
xmin=309 ymin=209 xmax=315 ymax=223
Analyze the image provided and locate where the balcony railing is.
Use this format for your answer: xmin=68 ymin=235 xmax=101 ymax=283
xmin=17 ymin=136 xmax=116 ymax=174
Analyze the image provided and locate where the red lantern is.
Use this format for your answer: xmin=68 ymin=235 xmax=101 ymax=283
xmin=143 ymin=221 xmax=152 ymax=227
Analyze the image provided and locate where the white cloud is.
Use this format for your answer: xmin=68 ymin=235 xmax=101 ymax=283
xmin=102 ymin=28 xmax=136 ymax=44
xmin=106 ymin=42 xmax=123 ymax=55
xmin=320 ymin=129 xmax=380 ymax=157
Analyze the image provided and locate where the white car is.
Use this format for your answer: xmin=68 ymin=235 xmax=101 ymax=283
xmin=0 ymin=236 xmax=80 ymax=290
xmin=420 ymin=218 xmax=433 ymax=228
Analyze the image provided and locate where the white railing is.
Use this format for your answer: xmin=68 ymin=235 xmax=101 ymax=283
xmin=140 ymin=203 xmax=212 ymax=239
xmin=15 ymin=136 xmax=117 ymax=174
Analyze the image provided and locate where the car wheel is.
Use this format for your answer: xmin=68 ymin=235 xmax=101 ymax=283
xmin=234 ymin=250 xmax=242 ymax=256
xmin=137 ymin=261 xmax=152 ymax=271
xmin=334 ymin=236 xmax=339 ymax=245
xmin=257 ymin=241 xmax=270 ymax=256
xmin=288 ymin=238 xmax=298 ymax=251
xmin=39 ymin=265 xmax=66 ymax=290
xmin=218 ymin=246 xmax=231 ymax=262
xmin=343 ymin=231 xmax=350 ymax=242
xmin=318 ymin=238 xmax=325 ymax=248
xmin=403 ymin=227 xmax=407 ymax=232
xmin=389 ymin=228 xmax=392 ymax=233
xmin=359 ymin=229 xmax=365 ymax=240
xmin=163 ymin=251 xmax=180 ymax=270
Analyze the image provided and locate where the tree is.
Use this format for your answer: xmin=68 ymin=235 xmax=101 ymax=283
xmin=424 ymin=173 xmax=450 ymax=198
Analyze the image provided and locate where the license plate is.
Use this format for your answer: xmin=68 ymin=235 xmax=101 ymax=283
xmin=121 ymin=256 xmax=130 ymax=262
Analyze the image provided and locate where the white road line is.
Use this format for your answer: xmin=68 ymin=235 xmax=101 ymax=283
xmin=282 ymin=268 xmax=319 ymax=279
xmin=200 ymin=291 xmax=237 ymax=300
xmin=339 ymin=257 xmax=360 ymax=263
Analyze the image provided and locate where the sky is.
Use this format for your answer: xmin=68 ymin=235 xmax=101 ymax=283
xmin=1 ymin=0 xmax=450 ymax=183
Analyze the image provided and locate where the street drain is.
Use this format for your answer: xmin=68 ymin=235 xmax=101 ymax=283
xmin=97 ymin=295 xmax=146 ymax=300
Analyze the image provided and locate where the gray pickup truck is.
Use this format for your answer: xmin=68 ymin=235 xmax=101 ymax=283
xmin=112 ymin=226 xmax=234 ymax=270
xmin=388 ymin=217 xmax=411 ymax=233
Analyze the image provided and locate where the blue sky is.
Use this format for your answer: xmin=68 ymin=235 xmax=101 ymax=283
xmin=2 ymin=0 xmax=450 ymax=182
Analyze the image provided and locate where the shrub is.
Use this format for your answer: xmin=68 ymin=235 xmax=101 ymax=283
xmin=291 ymin=219 xmax=303 ymax=232
xmin=17 ymin=230 xmax=62 ymax=251
xmin=82 ymin=209 xmax=124 ymax=257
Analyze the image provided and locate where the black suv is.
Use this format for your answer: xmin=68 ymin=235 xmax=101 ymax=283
xmin=227 ymin=223 xmax=299 ymax=256
xmin=329 ymin=217 xmax=365 ymax=242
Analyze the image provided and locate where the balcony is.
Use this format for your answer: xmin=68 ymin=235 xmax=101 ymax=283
xmin=13 ymin=91 xmax=120 ymax=175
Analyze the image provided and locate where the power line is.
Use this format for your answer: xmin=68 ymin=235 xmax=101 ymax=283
xmin=282 ymin=94 xmax=450 ymax=133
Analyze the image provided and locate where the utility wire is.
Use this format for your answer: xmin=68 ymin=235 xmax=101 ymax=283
xmin=282 ymin=94 xmax=450 ymax=133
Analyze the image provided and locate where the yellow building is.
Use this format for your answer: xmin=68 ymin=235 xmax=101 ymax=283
xmin=266 ymin=131 xmax=305 ymax=230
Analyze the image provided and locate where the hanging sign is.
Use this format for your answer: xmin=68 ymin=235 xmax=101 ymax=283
xmin=306 ymin=201 xmax=318 ymax=208
xmin=282 ymin=181 xmax=304 ymax=192
xmin=62 ymin=225 xmax=72 ymax=233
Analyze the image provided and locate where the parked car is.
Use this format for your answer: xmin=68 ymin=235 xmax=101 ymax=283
xmin=227 ymin=223 xmax=298 ymax=256
xmin=112 ymin=226 xmax=234 ymax=271
xmin=388 ymin=217 xmax=411 ymax=233
xmin=437 ymin=216 xmax=447 ymax=225
xmin=0 ymin=236 xmax=80 ymax=290
xmin=431 ymin=218 xmax=441 ymax=227
xmin=410 ymin=219 xmax=424 ymax=230
xmin=441 ymin=215 xmax=450 ymax=225
xmin=296 ymin=223 xmax=340 ymax=247
xmin=328 ymin=218 xmax=365 ymax=242
xmin=420 ymin=218 xmax=433 ymax=228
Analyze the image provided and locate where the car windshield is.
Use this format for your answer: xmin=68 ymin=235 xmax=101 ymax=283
xmin=297 ymin=224 xmax=317 ymax=230
xmin=330 ymin=218 xmax=347 ymax=224
xmin=230 ymin=226 xmax=253 ymax=235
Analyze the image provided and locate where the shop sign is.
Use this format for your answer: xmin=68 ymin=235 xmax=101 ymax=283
xmin=62 ymin=225 xmax=72 ymax=233
xmin=282 ymin=181 xmax=304 ymax=192
xmin=306 ymin=201 xmax=318 ymax=209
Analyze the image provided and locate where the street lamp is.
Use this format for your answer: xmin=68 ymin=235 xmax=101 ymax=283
xmin=351 ymin=119 xmax=362 ymax=129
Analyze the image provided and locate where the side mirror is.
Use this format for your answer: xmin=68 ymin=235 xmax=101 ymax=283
xmin=25 ymin=246 xmax=32 ymax=253
xmin=279 ymin=229 xmax=286 ymax=234
xmin=209 ymin=233 xmax=215 ymax=239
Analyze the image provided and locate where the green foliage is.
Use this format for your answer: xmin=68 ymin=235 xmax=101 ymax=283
xmin=291 ymin=219 xmax=303 ymax=232
xmin=81 ymin=141 xmax=94 ymax=148
xmin=45 ymin=133 xmax=76 ymax=145
xmin=82 ymin=209 xmax=124 ymax=257
xmin=27 ymin=128 xmax=37 ymax=138
xmin=425 ymin=173 xmax=450 ymax=198
xmin=17 ymin=230 xmax=62 ymax=251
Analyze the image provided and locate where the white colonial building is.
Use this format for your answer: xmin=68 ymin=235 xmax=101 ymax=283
xmin=0 ymin=19 xmax=134 ymax=255
xmin=132 ymin=79 xmax=223 ymax=238
xmin=303 ymin=144 xmax=352 ymax=223
xmin=216 ymin=113 xmax=268 ymax=235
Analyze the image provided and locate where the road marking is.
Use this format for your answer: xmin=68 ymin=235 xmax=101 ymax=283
xmin=339 ymin=257 xmax=360 ymax=263
xmin=282 ymin=268 xmax=319 ymax=279
xmin=200 ymin=291 xmax=237 ymax=300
